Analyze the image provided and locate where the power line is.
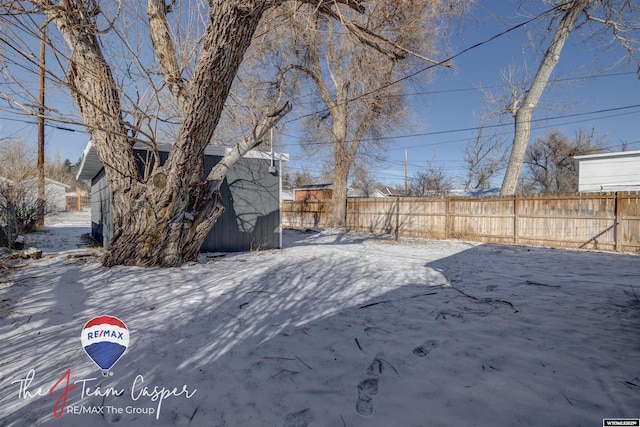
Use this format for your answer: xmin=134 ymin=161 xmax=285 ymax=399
xmin=396 ymin=71 xmax=636 ymax=98
xmin=0 ymin=115 xmax=82 ymax=133
xmin=291 ymin=71 xmax=636 ymax=104
xmin=280 ymin=104 xmax=640 ymax=147
xmin=284 ymin=2 xmax=570 ymax=125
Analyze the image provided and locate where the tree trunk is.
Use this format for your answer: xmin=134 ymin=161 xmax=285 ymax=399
xmin=500 ymin=0 xmax=590 ymax=195
xmin=327 ymin=105 xmax=352 ymax=228
xmin=329 ymin=150 xmax=351 ymax=228
xmin=102 ymin=180 xmax=225 ymax=267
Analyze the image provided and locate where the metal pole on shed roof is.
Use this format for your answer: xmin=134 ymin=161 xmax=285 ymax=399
xmin=270 ymin=128 xmax=274 ymax=167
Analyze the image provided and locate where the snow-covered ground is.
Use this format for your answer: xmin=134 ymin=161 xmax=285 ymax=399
xmin=0 ymin=211 xmax=638 ymax=426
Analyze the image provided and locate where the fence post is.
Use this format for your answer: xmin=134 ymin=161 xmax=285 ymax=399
xmin=614 ymin=192 xmax=622 ymax=252
xmin=395 ymin=196 xmax=400 ymax=241
xmin=513 ymin=194 xmax=519 ymax=245
xmin=445 ymin=197 xmax=451 ymax=239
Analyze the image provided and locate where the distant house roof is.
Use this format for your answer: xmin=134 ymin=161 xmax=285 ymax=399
xmin=291 ymin=184 xmax=406 ymax=198
xmin=292 ymin=183 xmax=333 ymax=191
xmin=0 ymin=176 xmax=70 ymax=189
xmin=374 ymin=186 xmax=404 ymax=197
xmin=42 ymin=178 xmax=71 ymax=189
xmin=449 ymin=188 xmax=501 ymax=197
xmin=76 ymin=141 xmax=289 ymax=181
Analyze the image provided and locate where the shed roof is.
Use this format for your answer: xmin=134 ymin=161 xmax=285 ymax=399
xmin=76 ymin=141 xmax=289 ymax=181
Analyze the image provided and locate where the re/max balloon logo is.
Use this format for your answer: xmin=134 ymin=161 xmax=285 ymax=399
xmin=81 ymin=315 xmax=130 ymax=374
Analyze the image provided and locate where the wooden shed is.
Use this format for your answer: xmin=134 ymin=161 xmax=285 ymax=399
xmin=76 ymin=142 xmax=288 ymax=252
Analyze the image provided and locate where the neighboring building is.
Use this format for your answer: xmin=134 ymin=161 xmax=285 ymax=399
xmin=293 ymin=184 xmax=333 ymax=201
xmin=574 ymin=150 xmax=640 ymax=193
xmin=281 ymin=190 xmax=294 ymax=202
xmin=76 ymin=142 xmax=288 ymax=252
xmin=40 ymin=179 xmax=71 ymax=211
xmin=0 ymin=176 xmax=70 ymax=212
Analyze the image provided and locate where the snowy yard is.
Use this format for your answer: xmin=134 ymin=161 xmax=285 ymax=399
xmin=0 ymin=211 xmax=638 ymax=426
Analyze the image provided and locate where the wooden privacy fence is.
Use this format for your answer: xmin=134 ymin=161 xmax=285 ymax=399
xmin=282 ymin=193 xmax=640 ymax=254
xmin=65 ymin=194 xmax=91 ymax=211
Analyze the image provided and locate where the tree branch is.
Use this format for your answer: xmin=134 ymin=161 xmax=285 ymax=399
xmin=207 ymin=100 xmax=292 ymax=183
xmin=147 ymin=0 xmax=189 ymax=113
xmin=315 ymin=4 xmax=448 ymax=65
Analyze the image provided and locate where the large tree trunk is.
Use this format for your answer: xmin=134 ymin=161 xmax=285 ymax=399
xmin=41 ymin=1 xmax=270 ymax=267
xmin=329 ymin=148 xmax=351 ymax=228
xmin=500 ymin=0 xmax=590 ymax=195
xmin=327 ymin=105 xmax=353 ymax=228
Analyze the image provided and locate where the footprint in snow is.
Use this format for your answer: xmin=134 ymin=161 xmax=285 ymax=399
xmin=355 ymin=378 xmax=379 ymax=416
xmin=412 ymin=339 xmax=440 ymax=357
xmin=283 ymin=408 xmax=312 ymax=427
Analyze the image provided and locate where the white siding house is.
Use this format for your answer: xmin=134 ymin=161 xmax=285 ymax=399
xmin=574 ymin=150 xmax=640 ymax=193
xmin=0 ymin=176 xmax=70 ymax=212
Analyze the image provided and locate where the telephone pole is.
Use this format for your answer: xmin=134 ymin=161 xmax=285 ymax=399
xmin=37 ymin=26 xmax=46 ymax=226
xmin=404 ymin=148 xmax=408 ymax=195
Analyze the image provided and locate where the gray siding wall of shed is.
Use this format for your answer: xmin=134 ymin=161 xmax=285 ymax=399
xmin=90 ymin=168 xmax=113 ymax=248
xmin=203 ymin=155 xmax=281 ymax=252
xmin=90 ymin=152 xmax=281 ymax=252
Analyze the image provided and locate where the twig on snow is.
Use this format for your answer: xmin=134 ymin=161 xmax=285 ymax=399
xmin=408 ymin=291 xmax=439 ymax=299
xmin=269 ymin=369 xmax=299 ymax=380
xmin=359 ymin=292 xmax=438 ymax=309
xmin=525 ymin=280 xmax=561 ymax=288
xmin=359 ymin=300 xmax=391 ymax=309
xmin=624 ymin=377 xmax=639 ymax=389
xmin=450 ymin=285 xmax=518 ymax=313
xmin=377 ymin=357 xmax=399 ymax=375
xmin=295 ymin=355 xmax=312 ymax=370
xmin=261 ymin=356 xmax=295 ymax=361
xmin=189 ymin=403 xmax=201 ymax=422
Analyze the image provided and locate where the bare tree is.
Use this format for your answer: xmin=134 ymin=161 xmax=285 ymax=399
xmin=410 ymin=162 xmax=452 ymax=197
xmin=0 ymin=138 xmax=38 ymax=182
xmin=350 ymin=162 xmax=379 ymax=197
xmin=500 ymin=0 xmax=639 ymax=195
xmin=281 ymin=0 xmax=459 ymax=226
xmin=520 ymin=128 xmax=603 ymax=194
xmin=290 ymin=169 xmax=318 ymax=188
xmin=0 ymin=1 xmax=416 ymax=267
xmin=0 ymin=139 xmax=44 ymax=239
xmin=463 ymin=123 xmax=507 ymax=191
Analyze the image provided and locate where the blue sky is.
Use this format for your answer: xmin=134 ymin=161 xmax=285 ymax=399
xmin=1 ymin=1 xmax=638 ymax=189
xmin=280 ymin=1 xmax=640 ymax=188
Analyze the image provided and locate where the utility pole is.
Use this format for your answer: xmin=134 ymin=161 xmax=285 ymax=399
xmin=404 ymin=148 xmax=408 ymax=195
xmin=37 ymin=26 xmax=46 ymax=227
